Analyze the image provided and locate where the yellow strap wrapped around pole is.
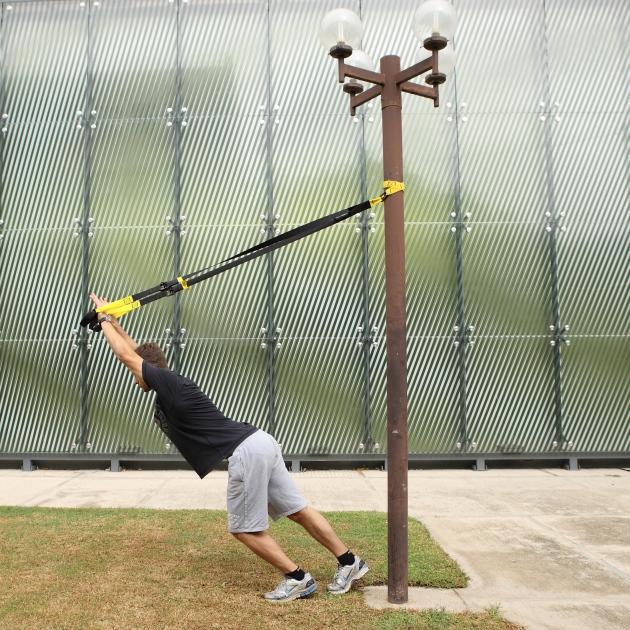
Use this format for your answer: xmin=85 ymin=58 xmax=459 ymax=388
xmin=383 ymin=180 xmax=405 ymax=196
xmin=369 ymin=180 xmax=405 ymax=206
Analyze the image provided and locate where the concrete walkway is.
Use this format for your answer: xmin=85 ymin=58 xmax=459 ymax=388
xmin=2 ymin=466 xmax=630 ymax=630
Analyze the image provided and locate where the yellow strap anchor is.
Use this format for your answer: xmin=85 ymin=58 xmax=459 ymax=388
xmin=369 ymin=180 xmax=405 ymax=207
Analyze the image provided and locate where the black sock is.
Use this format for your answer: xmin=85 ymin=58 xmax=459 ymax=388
xmin=285 ymin=566 xmax=305 ymax=581
xmin=337 ymin=550 xmax=355 ymax=566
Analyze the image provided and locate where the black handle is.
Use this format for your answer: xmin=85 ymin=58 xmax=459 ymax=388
xmin=80 ymin=309 xmax=98 ymax=329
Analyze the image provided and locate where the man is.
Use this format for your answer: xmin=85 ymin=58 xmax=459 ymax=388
xmin=89 ymin=293 xmax=369 ymax=602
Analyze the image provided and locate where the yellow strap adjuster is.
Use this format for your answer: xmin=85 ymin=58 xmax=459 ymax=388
xmin=178 ymin=276 xmax=190 ymax=290
xmin=107 ymin=300 xmax=141 ymax=319
xmin=106 ymin=300 xmax=141 ymax=319
xmin=369 ymin=180 xmax=405 ymax=206
xmin=95 ymin=299 xmax=141 ymax=320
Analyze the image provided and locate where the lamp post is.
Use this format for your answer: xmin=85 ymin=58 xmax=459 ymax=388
xmin=319 ymin=1 xmax=458 ymax=604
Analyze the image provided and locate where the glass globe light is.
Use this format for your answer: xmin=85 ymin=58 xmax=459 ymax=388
xmin=318 ymin=8 xmax=363 ymax=51
xmin=339 ymin=49 xmax=375 ymax=95
xmin=414 ymin=43 xmax=456 ymax=83
xmin=414 ymin=46 xmax=431 ymax=65
xmin=433 ymin=42 xmax=457 ymax=77
xmin=412 ymin=0 xmax=458 ymax=42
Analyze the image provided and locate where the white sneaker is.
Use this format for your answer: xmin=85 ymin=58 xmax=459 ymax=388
xmin=264 ymin=572 xmax=317 ymax=602
xmin=327 ymin=557 xmax=370 ymax=594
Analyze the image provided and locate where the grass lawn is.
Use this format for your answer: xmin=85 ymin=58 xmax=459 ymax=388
xmin=0 ymin=507 xmax=521 ymax=629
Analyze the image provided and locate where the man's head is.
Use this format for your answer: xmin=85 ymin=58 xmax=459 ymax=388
xmin=133 ymin=342 xmax=168 ymax=392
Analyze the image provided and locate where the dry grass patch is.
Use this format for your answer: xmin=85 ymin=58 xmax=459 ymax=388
xmin=0 ymin=507 xmax=521 ymax=630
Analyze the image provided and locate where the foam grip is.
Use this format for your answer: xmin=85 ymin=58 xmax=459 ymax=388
xmin=90 ymin=321 xmax=102 ymax=334
xmin=80 ymin=309 xmax=97 ymax=328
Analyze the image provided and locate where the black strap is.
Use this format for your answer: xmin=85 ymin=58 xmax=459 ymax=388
xmin=142 ymin=199 xmax=371 ymax=305
xmin=81 ymin=196 xmax=375 ymax=331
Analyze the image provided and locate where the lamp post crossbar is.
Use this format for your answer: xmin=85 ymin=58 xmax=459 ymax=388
xmin=399 ymin=82 xmax=437 ymax=101
xmin=350 ymin=84 xmax=382 ymax=115
xmin=337 ymin=59 xmax=385 ymax=85
xmin=395 ymin=56 xmax=433 ymax=85
xmin=339 ymin=47 xmax=441 ymax=117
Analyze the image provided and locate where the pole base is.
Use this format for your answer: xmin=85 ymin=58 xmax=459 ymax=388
xmin=387 ymin=588 xmax=409 ymax=604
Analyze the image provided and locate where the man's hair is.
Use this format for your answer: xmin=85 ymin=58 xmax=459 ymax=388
xmin=135 ymin=342 xmax=169 ymax=370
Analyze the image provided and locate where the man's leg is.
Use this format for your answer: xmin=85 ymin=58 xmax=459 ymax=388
xmin=231 ymin=531 xmax=297 ymax=574
xmin=227 ymin=434 xmax=317 ymax=601
xmin=288 ymin=506 xmax=370 ymax=594
xmin=231 ymin=530 xmax=317 ymax=601
xmin=287 ymin=506 xmax=347 ymax=556
xmin=265 ymin=435 xmax=370 ymax=595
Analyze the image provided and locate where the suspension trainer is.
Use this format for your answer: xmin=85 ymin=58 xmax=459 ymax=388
xmin=80 ymin=181 xmax=404 ymax=332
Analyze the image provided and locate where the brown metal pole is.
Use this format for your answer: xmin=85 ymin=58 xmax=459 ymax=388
xmin=380 ymin=54 xmax=408 ymax=604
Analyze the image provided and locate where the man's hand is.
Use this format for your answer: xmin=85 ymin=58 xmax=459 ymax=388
xmin=89 ymin=293 xmax=118 ymax=324
xmin=89 ymin=292 xmax=138 ymax=350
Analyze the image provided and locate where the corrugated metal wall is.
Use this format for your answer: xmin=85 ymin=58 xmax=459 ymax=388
xmin=0 ymin=0 xmax=628 ymax=460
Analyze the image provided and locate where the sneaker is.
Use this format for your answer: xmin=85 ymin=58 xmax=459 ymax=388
xmin=327 ymin=556 xmax=370 ymax=594
xmin=264 ymin=572 xmax=317 ymax=602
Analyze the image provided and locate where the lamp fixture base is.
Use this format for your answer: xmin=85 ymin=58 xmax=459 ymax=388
xmin=343 ymin=81 xmax=364 ymax=96
xmin=423 ymin=34 xmax=447 ymax=51
xmin=330 ymin=43 xmax=353 ymax=59
xmin=425 ymin=72 xmax=446 ymax=86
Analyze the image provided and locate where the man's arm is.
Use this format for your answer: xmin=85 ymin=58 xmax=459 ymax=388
xmin=98 ymin=315 xmax=144 ymax=380
xmin=110 ymin=319 xmax=138 ymax=350
xmin=89 ymin=293 xmax=142 ymax=379
xmin=90 ymin=293 xmax=138 ymax=350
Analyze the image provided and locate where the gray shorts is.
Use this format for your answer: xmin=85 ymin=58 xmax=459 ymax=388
xmin=226 ymin=430 xmax=306 ymax=533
